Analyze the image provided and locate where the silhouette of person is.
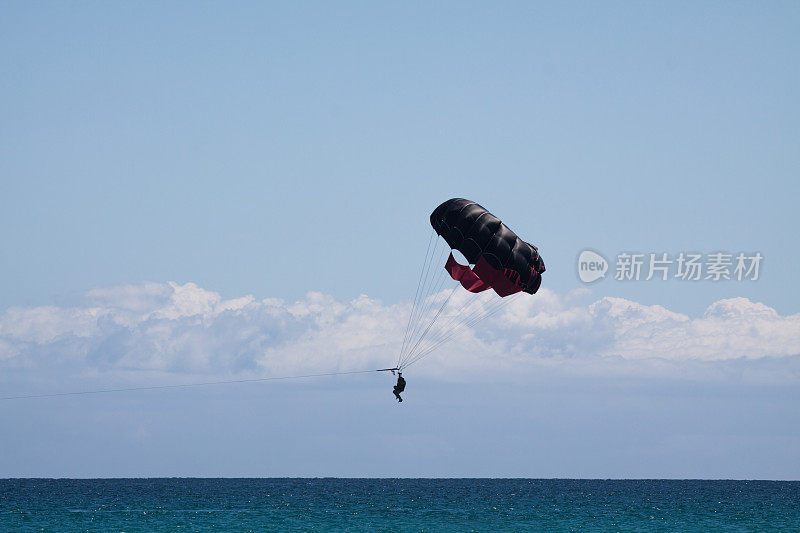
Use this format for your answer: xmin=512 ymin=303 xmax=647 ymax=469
xmin=393 ymin=373 xmax=406 ymax=402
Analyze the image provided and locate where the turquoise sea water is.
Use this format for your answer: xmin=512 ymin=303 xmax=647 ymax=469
xmin=1 ymin=479 xmax=798 ymax=531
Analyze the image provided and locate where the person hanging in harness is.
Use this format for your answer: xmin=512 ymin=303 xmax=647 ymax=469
xmin=393 ymin=372 xmax=406 ymax=402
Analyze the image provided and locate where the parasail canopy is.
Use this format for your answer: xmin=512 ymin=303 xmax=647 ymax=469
xmin=431 ymin=198 xmax=545 ymax=296
xmin=395 ymin=198 xmax=545 ymax=371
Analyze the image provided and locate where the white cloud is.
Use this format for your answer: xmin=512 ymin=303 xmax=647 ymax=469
xmin=0 ymin=282 xmax=798 ymax=381
xmin=588 ymin=296 xmax=800 ymax=361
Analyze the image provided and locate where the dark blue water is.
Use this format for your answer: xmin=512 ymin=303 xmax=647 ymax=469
xmin=1 ymin=479 xmax=798 ymax=531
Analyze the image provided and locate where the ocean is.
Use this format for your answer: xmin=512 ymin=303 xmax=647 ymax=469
xmin=1 ymin=478 xmax=798 ymax=531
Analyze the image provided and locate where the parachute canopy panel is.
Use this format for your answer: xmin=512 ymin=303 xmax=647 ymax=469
xmin=430 ymin=198 xmax=545 ymax=296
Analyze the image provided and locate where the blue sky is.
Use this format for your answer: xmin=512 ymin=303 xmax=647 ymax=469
xmin=1 ymin=2 xmax=799 ymax=478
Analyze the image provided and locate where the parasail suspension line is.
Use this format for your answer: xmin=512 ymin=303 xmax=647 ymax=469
xmin=1 ymin=369 xmax=388 ymax=402
xmin=397 ymin=229 xmax=436 ymax=367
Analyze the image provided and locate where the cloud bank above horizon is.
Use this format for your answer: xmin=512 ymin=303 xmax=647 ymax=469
xmin=1 ymin=281 xmax=799 ymax=384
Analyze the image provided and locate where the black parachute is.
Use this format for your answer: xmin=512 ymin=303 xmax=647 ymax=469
xmin=430 ymin=198 xmax=545 ymax=295
xmin=394 ymin=198 xmax=545 ymax=371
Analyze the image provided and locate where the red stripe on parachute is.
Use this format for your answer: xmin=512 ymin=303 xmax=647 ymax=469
xmin=444 ymin=253 xmax=523 ymax=297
